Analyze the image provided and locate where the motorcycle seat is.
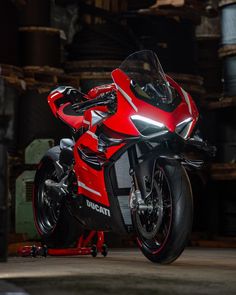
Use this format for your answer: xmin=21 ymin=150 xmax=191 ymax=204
xmin=57 ymin=102 xmax=84 ymax=130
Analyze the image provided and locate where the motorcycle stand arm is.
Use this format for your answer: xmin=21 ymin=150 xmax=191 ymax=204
xmin=18 ymin=231 xmax=108 ymax=258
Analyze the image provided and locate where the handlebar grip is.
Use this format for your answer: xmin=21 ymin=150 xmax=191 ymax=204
xmin=72 ymin=91 xmax=116 ymax=113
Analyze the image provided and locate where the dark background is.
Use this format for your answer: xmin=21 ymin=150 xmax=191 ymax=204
xmin=0 ymin=0 xmax=236 ymax=259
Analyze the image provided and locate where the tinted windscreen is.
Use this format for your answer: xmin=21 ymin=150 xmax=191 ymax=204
xmin=119 ymin=50 xmax=175 ymax=105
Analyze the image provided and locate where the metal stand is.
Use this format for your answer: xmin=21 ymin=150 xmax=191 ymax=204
xmin=18 ymin=231 xmax=108 ymax=258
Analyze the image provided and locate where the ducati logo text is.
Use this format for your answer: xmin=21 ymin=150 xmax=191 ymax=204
xmin=86 ymin=200 xmax=111 ymax=217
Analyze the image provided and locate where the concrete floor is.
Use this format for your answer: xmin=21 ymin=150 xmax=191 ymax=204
xmin=0 ymin=248 xmax=236 ymax=295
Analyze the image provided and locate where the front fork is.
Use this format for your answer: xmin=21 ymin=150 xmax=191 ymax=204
xmin=128 ymin=146 xmax=154 ymax=213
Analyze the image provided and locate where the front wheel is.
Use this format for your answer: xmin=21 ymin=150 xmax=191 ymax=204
xmin=131 ymin=161 xmax=193 ymax=264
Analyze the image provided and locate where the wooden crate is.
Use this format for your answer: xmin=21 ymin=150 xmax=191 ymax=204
xmin=23 ymin=66 xmax=64 ymax=86
xmin=0 ymin=64 xmax=24 ymax=90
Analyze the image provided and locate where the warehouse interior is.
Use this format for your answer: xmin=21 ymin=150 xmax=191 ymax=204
xmin=0 ymin=0 xmax=236 ymax=294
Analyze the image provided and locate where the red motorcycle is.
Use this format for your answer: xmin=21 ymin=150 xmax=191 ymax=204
xmin=33 ymin=50 xmax=213 ymax=264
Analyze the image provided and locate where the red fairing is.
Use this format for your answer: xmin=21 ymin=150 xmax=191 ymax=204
xmin=46 ymin=58 xmax=199 ymax=210
xmin=57 ymin=103 xmax=84 ymax=130
xmin=72 ymin=69 xmax=199 ymax=208
xmin=103 ymin=69 xmax=198 ymax=137
xmin=48 ymin=91 xmax=63 ymax=117
xmin=74 ymin=123 xmax=124 ymax=207
xmin=166 ymin=75 xmax=199 ymax=137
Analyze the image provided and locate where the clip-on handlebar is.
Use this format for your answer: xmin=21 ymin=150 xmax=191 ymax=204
xmin=72 ymin=91 xmax=117 ymax=113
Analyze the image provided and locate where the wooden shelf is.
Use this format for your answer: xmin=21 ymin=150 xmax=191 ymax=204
xmin=201 ymin=96 xmax=236 ymax=110
xmin=150 ymin=0 xmax=202 ymax=9
xmin=138 ymin=0 xmax=202 ymax=24
xmin=209 ymin=163 xmax=236 ymax=180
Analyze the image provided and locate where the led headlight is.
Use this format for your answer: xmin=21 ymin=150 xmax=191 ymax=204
xmin=131 ymin=115 xmax=167 ymax=137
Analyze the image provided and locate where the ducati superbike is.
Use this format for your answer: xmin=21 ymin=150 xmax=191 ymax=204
xmin=33 ymin=50 xmax=214 ymax=264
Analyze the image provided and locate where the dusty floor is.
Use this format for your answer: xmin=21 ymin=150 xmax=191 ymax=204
xmin=0 ymin=248 xmax=235 ymax=295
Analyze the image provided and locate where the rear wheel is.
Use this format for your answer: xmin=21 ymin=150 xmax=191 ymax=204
xmin=132 ymin=161 xmax=193 ymax=264
xmin=33 ymin=147 xmax=83 ymax=248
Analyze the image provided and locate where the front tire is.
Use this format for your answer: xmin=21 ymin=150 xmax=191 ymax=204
xmin=33 ymin=146 xmax=83 ymax=248
xmin=132 ymin=161 xmax=193 ymax=264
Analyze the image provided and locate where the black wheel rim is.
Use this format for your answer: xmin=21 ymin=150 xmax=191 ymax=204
xmin=134 ymin=166 xmax=172 ymax=254
xmin=36 ymin=167 xmax=62 ymax=235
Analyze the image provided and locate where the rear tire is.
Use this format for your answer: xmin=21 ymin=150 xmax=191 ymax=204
xmin=33 ymin=146 xmax=83 ymax=248
xmin=132 ymin=160 xmax=193 ymax=264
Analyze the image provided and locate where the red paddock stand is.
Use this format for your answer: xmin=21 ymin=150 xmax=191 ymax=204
xmin=18 ymin=231 xmax=108 ymax=258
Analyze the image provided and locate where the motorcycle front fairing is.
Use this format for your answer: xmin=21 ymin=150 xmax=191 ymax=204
xmin=105 ymin=50 xmax=199 ymax=138
xmin=106 ymin=51 xmax=199 ymax=204
xmin=71 ymin=50 xmax=199 ymax=233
